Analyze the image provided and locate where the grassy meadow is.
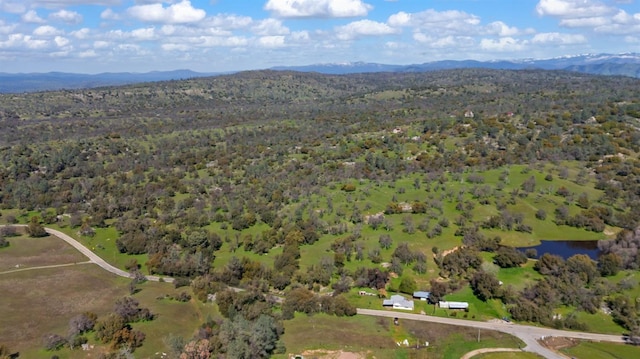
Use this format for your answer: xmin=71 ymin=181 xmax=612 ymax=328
xmin=276 ymin=313 xmax=524 ymax=359
xmin=561 ymin=341 xmax=640 ymax=359
xmin=0 ymin=232 xmax=216 ymax=359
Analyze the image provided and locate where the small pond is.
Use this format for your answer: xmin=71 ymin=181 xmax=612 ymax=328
xmin=517 ymin=240 xmax=602 ymax=260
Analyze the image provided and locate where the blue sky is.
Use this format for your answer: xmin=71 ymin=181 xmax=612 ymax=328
xmin=0 ymin=0 xmax=639 ymax=73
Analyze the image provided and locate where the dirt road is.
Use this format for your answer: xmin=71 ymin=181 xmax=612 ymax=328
xmin=3 ymin=225 xmax=173 ymax=283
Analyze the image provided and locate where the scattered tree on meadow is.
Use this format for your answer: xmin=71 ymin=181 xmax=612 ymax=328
xmin=27 ymin=216 xmax=47 ymax=237
xmin=470 ymin=270 xmax=501 ymax=301
xmin=493 ymin=246 xmax=527 ymax=268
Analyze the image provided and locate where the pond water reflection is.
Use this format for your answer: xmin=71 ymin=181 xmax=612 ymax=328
xmin=518 ymin=240 xmax=601 ymax=260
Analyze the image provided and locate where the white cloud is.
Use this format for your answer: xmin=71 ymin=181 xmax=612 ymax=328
xmin=480 ymin=37 xmax=525 ymax=52
xmin=116 ymin=43 xmax=145 ymax=55
xmin=159 ymin=24 xmax=230 ymax=37
xmin=93 ymin=40 xmax=110 ymax=49
xmin=387 ymin=11 xmax=411 ymax=26
xmin=71 ymin=28 xmax=90 ymax=39
xmin=612 ymin=10 xmax=634 ymax=24
xmin=535 ymin=1 xmax=640 ymax=36
xmin=429 ymin=36 xmax=458 ymax=48
xmin=79 ymin=49 xmax=97 ymax=58
xmin=559 ymin=16 xmax=609 ymax=28
xmin=413 ymin=33 xmax=474 ymax=49
xmin=101 ymin=8 xmax=120 ymax=21
xmin=252 ymin=19 xmax=290 ymax=36
xmin=198 ymin=36 xmax=248 ymax=47
xmin=0 ymin=33 xmax=19 ymax=49
xmin=258 ymin=35 xmax=286 ymax=48
xmin=531 ymin=32 xmax=587 ymax=44
xmin=485 ymin=21 xmax=521 ymax=37
xmin=33 ymin=25 xmax=62 ymax=37
xmin=0 ymin=1 xmax=25 ymax=13
xmin=536 ymin=0 xmax=614 ymax=18
xmin=131 ymin=27 xmax=156 ymax=41
xmin=162 ymin=43 xmax=191 ymax=51
xmin=0 ymin=33 xmax=49 ymax=50
xmin=54 ymin=35 xmax=69 ymax=47
xmin=127 ymin=0 xmax=206 ymax=24
xmin=21 ymin=0 xmax=120 ymax=8
xmin=336 ymin=19 xmax=399 ymax=40
xmin=203 ymin=14 xmax=253 ymax=30
xmin=389 ymin=9 xmax=480 ymax=28
xmin=384 ymin=41 xmax=404 ymax=50
xmin=22 ymin=10 xmax=45 ymax=23
xmin=50 ymin=9 xmax=83 ymax=24
xmin=25 ymin=36 xmax=49 ymax=49
xmin=388 ymin=9 xmax=480 ymax=37
xmin=290 ymin=30 xmax=310 ymax=42
xmin=50 ymin=50 xmax=70 ymax=57
xmin=265 ymin=0 xmax=372 ymax=18
xmin=624 ymin=35 xmax=639 ymax=43
xmin=588 ymin=10 xmax=640 ymax=34
xmin=0 ymin=20 xmax=17 ymax=34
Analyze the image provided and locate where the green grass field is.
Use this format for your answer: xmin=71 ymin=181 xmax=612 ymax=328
xmin=275 ymin=313 xmax=524 ymax=359
xmin=561 ymin=341 xmax=640 ymax=359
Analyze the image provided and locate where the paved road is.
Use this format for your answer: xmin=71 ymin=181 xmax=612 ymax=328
xmin=4 ymin=225 xmax=173 ymax=283
xmin=357 ymin=309 xmax=627 ymax=359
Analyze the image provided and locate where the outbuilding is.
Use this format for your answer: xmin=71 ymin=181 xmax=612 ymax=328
xmin=412 ymin=291 xmax=430 ymax=301
xmin=438 ymin=301 xmax=469 ymax=310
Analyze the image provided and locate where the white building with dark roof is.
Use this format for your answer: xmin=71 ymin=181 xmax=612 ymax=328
xmin=382 ymin=295 xmax=414 ymax=310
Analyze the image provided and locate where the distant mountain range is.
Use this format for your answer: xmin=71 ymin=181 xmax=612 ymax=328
xmin=272 ymin=53 xmax=640 ymax=76
xmin=0 ymin=69 xmax=218 ymax=93
xmin=2 ymin=53 xmax=640 ymax=93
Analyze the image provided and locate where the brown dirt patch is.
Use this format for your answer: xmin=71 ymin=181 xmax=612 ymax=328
xmin=540 ymin=336 xmax=579 ymax=351
xmin=440 ymin=246 xmax=461 ymax=258
xmin=294 ymin=349 xmax=368 ymax=359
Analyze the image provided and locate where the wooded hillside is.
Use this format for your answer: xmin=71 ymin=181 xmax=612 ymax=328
xmin=1 ymin=69 xmax=640 ymax=356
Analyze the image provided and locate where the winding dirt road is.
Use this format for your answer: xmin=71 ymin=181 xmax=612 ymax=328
xmin=4 ymin=225 xmax=173 ymax=283
xmin=357 ymin=309 xmax=627 ymax=359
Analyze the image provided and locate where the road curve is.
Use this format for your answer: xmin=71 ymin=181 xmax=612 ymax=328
xmin=4 ymin=225 xmax=173 ymax=283
xmin=357 ymin=309 xmax=627 ymax=359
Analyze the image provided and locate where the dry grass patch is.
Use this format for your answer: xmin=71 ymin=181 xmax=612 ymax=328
xmin=0 ymin=233 xmax=86 ymax=271
xmin=281 ymin=313 xmax=397 ymax=356
xmin=0 ymin=265 xmax=128 ymax=352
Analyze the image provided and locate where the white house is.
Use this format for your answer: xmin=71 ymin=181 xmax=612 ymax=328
xmin=383 ymin=295 xmax=414 ymax=310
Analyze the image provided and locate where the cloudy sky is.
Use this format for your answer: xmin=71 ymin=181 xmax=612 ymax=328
xmin=0 ymin=0 xmax=639 ymax=73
